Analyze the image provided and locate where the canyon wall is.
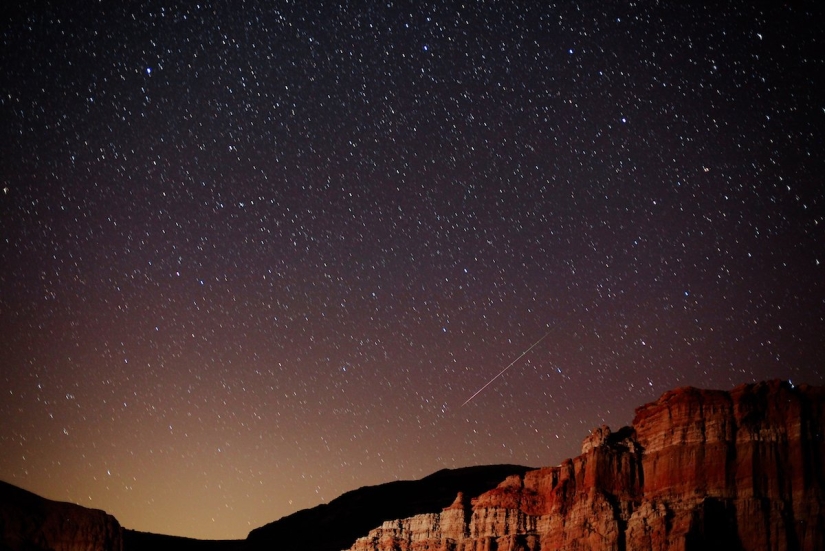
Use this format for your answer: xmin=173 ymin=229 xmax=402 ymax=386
xmin=0 ymin=481 xmax=123 ymax=551
xmin=347 ymin=380 xmax=824 ymax=551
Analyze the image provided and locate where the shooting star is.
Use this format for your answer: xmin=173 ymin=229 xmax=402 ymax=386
xmin=459 ymin=329 xmax=553 ymax=408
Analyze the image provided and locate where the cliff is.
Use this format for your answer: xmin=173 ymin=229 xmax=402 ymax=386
xmin=3 ymin=380 xmax=821 ymax=551
xmin=347 ymin=380 xmax=825 ymax=551
xmin=245 ymin=465 xmax=533 ymax=551
xmin=0 ymin=481 xmax=123 ymax=551
xmin=0 ymin=467 xmax=532 ymax=551
xmin=628 ymin=380 xmax=825 ymax=550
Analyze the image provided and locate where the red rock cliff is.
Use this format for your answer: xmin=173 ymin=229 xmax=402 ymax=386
xmin=629 ymin=380 xmax=825 ymax=550
xmin=347 ymin=380 xmax=825 ymax=551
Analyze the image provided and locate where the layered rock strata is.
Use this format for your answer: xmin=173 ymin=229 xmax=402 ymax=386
xmin=348 ymin=380 xmax=824 ymax=551
xmin=245 ymin=464 xmax=533 ymax=551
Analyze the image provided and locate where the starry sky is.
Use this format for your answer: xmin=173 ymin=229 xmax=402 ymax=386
xmin=1 ymin=0 xmax=823 ymax=541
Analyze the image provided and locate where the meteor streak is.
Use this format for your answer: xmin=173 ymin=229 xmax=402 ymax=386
xmin=459 ymin=329 xmax=553 ymax=408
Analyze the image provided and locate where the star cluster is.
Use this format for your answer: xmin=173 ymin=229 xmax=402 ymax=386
xmin=1 ymin=1 xmax=823 ymax=540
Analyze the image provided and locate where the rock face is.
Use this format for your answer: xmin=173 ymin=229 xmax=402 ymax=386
xmin=347 ymin=380 xmax=825 ymax=551
xmin=0 ymin=481 xmax=123 ymax=551
xmin=628 ymin=380 xmax=825 ymax=551
xmin=246 ymin=465 xmax=533 ymax=551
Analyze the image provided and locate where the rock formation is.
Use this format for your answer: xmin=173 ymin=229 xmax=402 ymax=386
xmin=2 ymin=380 xmax=821 ymax=551
xmin=347 ymin=380 xmax=825 ymax=551
xmin=0 ymin=480 xmax=123 ymax=551
xmin=628 ymin=380 xmax=825 ymax=550
xmin=245 ymin=465 xmax=533 ymax=551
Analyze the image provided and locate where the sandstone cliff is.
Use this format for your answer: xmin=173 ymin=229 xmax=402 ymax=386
xmin=628 ymin=380 xmax=825 ymax=550
xmin=0 ymin=481 xmax=123 ymax=551
xmin=246 ymin=465 xmax=533 ymax=551
xmin=347 ymin=380 xmax=825 ymax=551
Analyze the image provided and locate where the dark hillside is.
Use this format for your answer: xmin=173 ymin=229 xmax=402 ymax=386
xmin=245 ymin=464 xmax=533 ymax=551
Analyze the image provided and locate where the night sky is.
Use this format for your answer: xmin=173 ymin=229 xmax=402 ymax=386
xmin=2 ymin=0 xmax=823 ymax=541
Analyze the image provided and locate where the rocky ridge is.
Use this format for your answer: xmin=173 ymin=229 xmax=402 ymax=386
xmin=348 ymin=380 xmax=825 ymax=551
xmin=246 ymin=464 xmax=533 ymax=551
xmin=0 ymin=480 xmax=123 ymax=551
